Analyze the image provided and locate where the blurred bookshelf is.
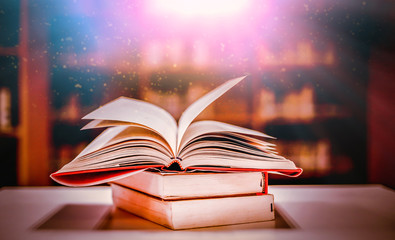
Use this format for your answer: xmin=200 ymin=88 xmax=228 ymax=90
xmin=43 ymin=2 xmax=369 ymax=185
xmin=2 ymin=0 xmax=394 ymax=186
xmin=0 ymin=0 xmax=52 ymax=186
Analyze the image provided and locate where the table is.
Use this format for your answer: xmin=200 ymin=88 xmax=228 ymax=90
xmin=0 ymin=185 xmax=394 ymax=240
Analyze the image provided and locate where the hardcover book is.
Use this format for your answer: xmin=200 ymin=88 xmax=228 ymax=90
xmin=51 ymin=76 xmax=302 ymax=186
xmin=111 ymin=183 xmax=275 ymax=230
xmin=112 ymin=170 xmax=268 ymax=199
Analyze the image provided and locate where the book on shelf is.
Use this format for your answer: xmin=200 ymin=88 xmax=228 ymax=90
xmin=51 ymin=76 xmax=302 ymax=186
xmin=111 ymin=183 xmax=275 ymax=230
xmin=111 ymin=170 xmax=268 ymax=200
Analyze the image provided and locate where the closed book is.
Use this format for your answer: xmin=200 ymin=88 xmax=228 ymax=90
xmin=111 ymin=183 xmax=275 ymax=230
xmin=112 ymin=170 xmax=267 ymax=200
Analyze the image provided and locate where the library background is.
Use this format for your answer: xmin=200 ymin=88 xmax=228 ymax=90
xmin=0 ymin=0 xmax=394 ymax=187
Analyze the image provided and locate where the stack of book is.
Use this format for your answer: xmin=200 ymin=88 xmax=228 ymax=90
xmin=110 ymin=170 xmax=274 ymax=230
xmin=50 ymin=76 xmax=302 ymax=230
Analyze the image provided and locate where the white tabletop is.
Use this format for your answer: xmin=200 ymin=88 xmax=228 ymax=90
xmin=0 ymin=185 xmax=394 ymax=240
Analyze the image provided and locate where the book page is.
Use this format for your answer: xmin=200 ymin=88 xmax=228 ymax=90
xmin=57 ymin=125 xmax=172 ymax=173
xmin=73 ymin=126 xmax=127 ymax=159
xmin=182 ymin=154 xmax=298 ymax=170
xmin=81 ymin=119 xmax=140 ymax=130
xmin=179 ymin=137 xmax=282 ymax=161
xmin=82 ymin=97 xmax=178 ymax=153
xmin=179 ymin=120 xmax=275 ymax=152
xmin=105 ymin=125 xmax=172 ymax=153
xmin=176 ymin=76 xmax=246 ymax=152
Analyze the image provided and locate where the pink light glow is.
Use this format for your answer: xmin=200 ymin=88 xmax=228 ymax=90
xmin=146 ymin=0 xmax=251 ymax=19
xmin=192 ymin=40 xmax=209 ymax=67
xmin=142 ymin=40 xmax=185 ymax=68
xmin=144 ymin=41 xmax=162 ymax=66
xmin=56 ymin=0 xmax=338 ymax=71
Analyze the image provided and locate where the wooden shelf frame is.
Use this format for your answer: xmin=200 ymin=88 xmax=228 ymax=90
xmin=16 ymin=0 xmax=51 ymax=185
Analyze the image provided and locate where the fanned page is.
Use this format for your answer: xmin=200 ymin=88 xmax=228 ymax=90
xmin=58 ymin=125 xmax=173 ymax=174
xmin=81 ymin=119 xmax=141 ymax=130
xmin=176 ymin=76 xmax=246 ymax=152
xmin=82 ymin=97 xmax=178 ymax=154
xmin=51 ymin=125 xmax=171 ymax=186
xmin=73 ymin=126 xmax=129 ymax=160
xmin=179 ymin=120 xmax=275 ymax=151
xmin=177 ymin=120 xmax=300 ymax=174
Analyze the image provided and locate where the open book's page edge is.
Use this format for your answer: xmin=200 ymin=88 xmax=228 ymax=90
xmin=50 ymin=166 xmax=155 ymax=187
xmin=186 ymin=167 xmax=303 ymax=177
xmin=51 ymin=164 xmax=302 ymax=187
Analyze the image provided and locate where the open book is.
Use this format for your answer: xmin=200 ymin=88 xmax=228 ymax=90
xmin=51 ymin=76 xmax=302 ymax=186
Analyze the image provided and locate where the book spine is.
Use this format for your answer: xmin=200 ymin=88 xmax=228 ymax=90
xmin=264 ymin=172 xmax=268 ymax=194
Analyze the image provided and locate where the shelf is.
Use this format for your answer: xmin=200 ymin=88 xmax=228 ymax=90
xmin=0 ymin=47 xmax=19 ymax=56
